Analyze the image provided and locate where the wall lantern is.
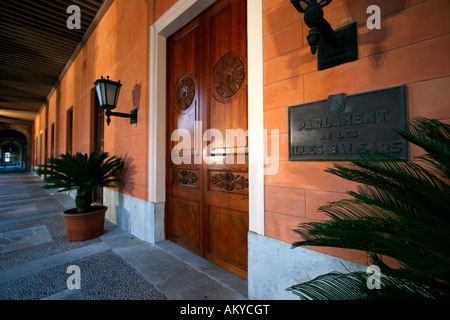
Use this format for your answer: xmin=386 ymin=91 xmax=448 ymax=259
xmin=94 ymin=76 xmax=137 ymax=126
xmin=290 ymin=0 xmax=338 ymax=54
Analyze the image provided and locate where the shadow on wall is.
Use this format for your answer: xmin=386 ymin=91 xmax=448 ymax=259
xmin=266 ymin=0 xmax=410 ymax=73
xmin=345 ymin=0 xmax=409 ymax=69
xmin=132 ymin=81 xmax=142 ymax=111
xmin=114 ymin=153 xmax=136 ymax=228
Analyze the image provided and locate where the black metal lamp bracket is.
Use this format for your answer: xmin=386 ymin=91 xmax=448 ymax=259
xmin=290 ymin=0 xmax=338 ymax=54
xmin=105 ymin=108 xmax=137 ymax=126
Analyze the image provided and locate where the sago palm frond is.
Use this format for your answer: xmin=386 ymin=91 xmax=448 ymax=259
xmin=37 ymin=152 xmax=123 ymax=194
xmin=287 ymin=271 xmax=446 ymax=300
xmin=289 ymin=117 xmax=450 ymax=299
xmin=395 ymin=117 xmax=450 ymax=179
xmin=37 ymin=152 xmax=123 ymax=211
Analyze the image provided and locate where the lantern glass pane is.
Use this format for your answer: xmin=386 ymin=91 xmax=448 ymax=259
xmin=101 ymin=82 xmax=107 ymax=106
xmin=106 ymin=83 xmax=119 ymax=106
xmin=113 ymin=86 xmax=121 ymax=107
xmin=95 ymin=83 xmax=104 ymax=106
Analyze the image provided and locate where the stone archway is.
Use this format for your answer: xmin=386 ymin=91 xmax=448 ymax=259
xmin=0 ymin=126 xmax=32 ymax=172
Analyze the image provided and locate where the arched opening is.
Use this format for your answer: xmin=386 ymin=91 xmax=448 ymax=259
xmin=0 ymin=129 xmax=29 ymax=173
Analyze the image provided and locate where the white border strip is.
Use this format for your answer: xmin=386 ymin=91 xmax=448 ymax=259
xmin=247 ymin=0 xmax=265 ymax=235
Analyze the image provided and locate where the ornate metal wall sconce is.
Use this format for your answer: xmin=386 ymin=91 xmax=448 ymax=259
xmin=290 ymin=0 xmax=338 ymax=54
xmin=94 ymin=76 xmax=138 ymax=126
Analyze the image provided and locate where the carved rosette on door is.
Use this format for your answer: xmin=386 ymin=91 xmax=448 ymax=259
xmin=213 ymin=52 xmax=246 ymax=103
xmin=175 ymin=74 xmax=196 ymax=114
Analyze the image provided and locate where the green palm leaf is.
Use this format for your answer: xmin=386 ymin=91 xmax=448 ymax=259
xmin=36 ymin=151 xmax=123 ymax=212
xmin=289 ymin=117 xmax=450 ymax=299
xmin=287 ymin=271 xmax=445 ymax=300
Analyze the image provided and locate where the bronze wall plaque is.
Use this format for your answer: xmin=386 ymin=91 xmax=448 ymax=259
xmin=289 ymin=86 xmax=408 ymax=161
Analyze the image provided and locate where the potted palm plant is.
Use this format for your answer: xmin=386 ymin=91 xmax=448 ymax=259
xmin=37 ymin=152 xmax=123 ymax=241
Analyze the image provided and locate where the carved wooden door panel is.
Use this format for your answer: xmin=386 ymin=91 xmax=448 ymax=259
xmin=166 ymin=0 xmax=248 ymax=278
xmin=167 ymin=17 xmax=202 ymax=256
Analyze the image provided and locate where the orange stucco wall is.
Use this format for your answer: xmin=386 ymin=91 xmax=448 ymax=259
xmin=32 ymin=0 xmax=177 ymax=202
xmin=262 ymin=0 xmax=450 ymax=264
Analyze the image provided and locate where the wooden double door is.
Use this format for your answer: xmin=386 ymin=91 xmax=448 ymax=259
xmin=166 ymin=0 xmax=248 ymax=278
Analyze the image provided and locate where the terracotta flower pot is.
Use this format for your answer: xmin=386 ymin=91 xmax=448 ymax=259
xmin=62 ymin=205 xmax=108 ymax=241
